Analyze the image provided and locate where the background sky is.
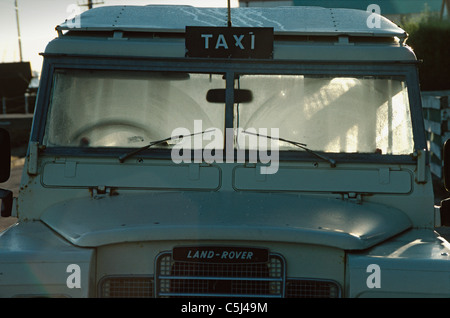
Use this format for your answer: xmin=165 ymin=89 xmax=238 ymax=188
xmin=0 ymin=0 xmax=239 ymax=75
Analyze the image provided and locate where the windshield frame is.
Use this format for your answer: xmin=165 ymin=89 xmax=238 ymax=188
xmin=34 ymin=55 xmax=425 ymax=164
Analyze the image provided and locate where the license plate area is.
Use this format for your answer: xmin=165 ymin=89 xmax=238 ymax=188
xmin=172 ymin=246 xmax=269 ymax=263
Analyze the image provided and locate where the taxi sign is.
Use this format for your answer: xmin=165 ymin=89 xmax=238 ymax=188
xmin=186 ymin=26 xmax=273 ymax=59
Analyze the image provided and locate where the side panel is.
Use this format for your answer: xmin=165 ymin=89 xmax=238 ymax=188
xmin=234 ymin=166 xmax=412 ymax=194
xmin=41 ymin=162 xmax=221 ymax=190
xmin=0 ymin=222 xmax=95 ymax=297
xmin=346 ymin=229 xmax=450 ymax=297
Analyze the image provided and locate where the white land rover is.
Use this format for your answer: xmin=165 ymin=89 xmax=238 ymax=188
xmin=0 ymin=5 xmax=450 ymax=298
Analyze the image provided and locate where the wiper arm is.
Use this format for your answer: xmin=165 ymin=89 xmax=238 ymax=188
xmin=118 ymin=129 xmax=215 ymax=163
xmin=242 ymin=130 xmax=336 ymax=168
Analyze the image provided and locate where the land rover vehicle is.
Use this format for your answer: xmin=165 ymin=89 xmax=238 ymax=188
xmin=0 ymin=5 xmax=450 ymax=298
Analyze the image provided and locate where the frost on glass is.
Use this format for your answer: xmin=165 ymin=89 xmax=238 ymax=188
xmin=44 ymin=70 xmax=413 ymax=156
xmin=44 ymin=70 xmax=225 ymax=148
xmin=236 ymin=75 xmax=413 ymax=155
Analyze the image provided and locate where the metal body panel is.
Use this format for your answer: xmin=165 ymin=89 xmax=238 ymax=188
xmin=15 ymin=159 xmax=435 ymax=229
xmin=347 ymin=229 xmax=450 ymax=297
xmin=44 ymin=38 xmax=416 ymax=62
xmin=0 ymin=222 xmax=95 ymax=297
xmin=234 ymin=165 xmax=413 ymax=193
xmin=41 ymin=161 xmax=221 ymax=190
xmin=40 ymin=191 xmax=411 ymax=250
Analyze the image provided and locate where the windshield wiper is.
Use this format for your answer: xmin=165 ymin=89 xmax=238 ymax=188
xmin=242 ymin=130 xmax=336 ymax=168
xmin=118 ymin=130 xmax=215 ymax=163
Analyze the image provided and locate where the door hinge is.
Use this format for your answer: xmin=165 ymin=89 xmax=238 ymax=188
xmin=414 ymin=148 xmax=427 ymax=184
xmin=27 ymin=141 xmax=39 ymax=175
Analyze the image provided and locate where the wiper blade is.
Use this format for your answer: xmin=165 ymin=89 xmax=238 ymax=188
xmin=118 ymin=129 xmax=215 ymax=163
xmin=242 ymin=130 xmax=336 ymax=168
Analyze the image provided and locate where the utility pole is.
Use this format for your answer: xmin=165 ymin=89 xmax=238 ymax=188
xmin=79 ymin=0 xmax=104 ymax=10
xmin=15 ymin=0 xmax=23 ymax=62
xmin=227 ymin=0 xmax=232 ymax=27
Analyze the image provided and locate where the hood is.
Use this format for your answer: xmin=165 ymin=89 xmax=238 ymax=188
xmin=41 ymin=192 xmax=411 ymax=250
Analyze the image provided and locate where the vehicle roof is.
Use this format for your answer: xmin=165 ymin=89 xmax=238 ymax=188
xmin=47 ymin=5 xmax=416 ymax=62
xmin=57 ymin=5 xmax=407 ymax=40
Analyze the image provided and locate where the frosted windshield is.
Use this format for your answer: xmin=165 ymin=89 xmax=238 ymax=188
xmin=44 ymin=70 xmax=413 ymax=155
xmin=44 ymin=70 xmax=225 ymax=148
xmin=235 ymin=75 xmax=413 ymax=155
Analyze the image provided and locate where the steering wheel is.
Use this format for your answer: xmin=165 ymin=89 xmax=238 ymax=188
xmin=69 ymin=119 xmax=154 ymax=147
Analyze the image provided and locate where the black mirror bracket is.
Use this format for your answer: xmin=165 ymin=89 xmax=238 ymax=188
xmin=444 ymin=139 xmax=450 ymax=192
xmin=440 ymin=139 xmax=450 ymax=226
xmin=0 ymin=128 xmax=11 ymax=183
xmin=440 ymin=198 xmax=450 ymax=227
xmin=0 ymin=189 xmax=13 ymax=217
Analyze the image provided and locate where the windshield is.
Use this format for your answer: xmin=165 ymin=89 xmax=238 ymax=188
xmin=44 ymin=70 xmax=225 ymax=148
xmin=43 ymin=69 xmax=414 ymax=156
xmin=235 ymin=74 xmax=413 ymax=155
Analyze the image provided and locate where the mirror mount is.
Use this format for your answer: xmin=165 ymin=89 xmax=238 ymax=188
xmin=0 ymin=128 xmax=12 ymax=217
xmin=444 ymin=139 xmax=450 ymax=192
xmin=0 ymin=128 xmax=10 ymax=183
xmin=0 ymin=189 xmax=13 ymax=217
xmin=206 ymin=88 xmax=253 ymax=104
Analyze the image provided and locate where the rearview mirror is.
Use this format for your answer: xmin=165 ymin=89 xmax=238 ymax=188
xmin=206 ymin=89 xmax=253 ymax=104
xmin=0 ymin=128 xmax=11 ymax=183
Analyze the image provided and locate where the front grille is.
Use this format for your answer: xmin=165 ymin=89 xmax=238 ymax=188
xmin=286 ymin=279 xmax=341 ymax=298
xmin=155 ymin=251 xmax=285 ymax=298
xmin=98 ymin=252 xmax=342 ymax=298
xmin=99 ymin=276 xmax=153 ymax=298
